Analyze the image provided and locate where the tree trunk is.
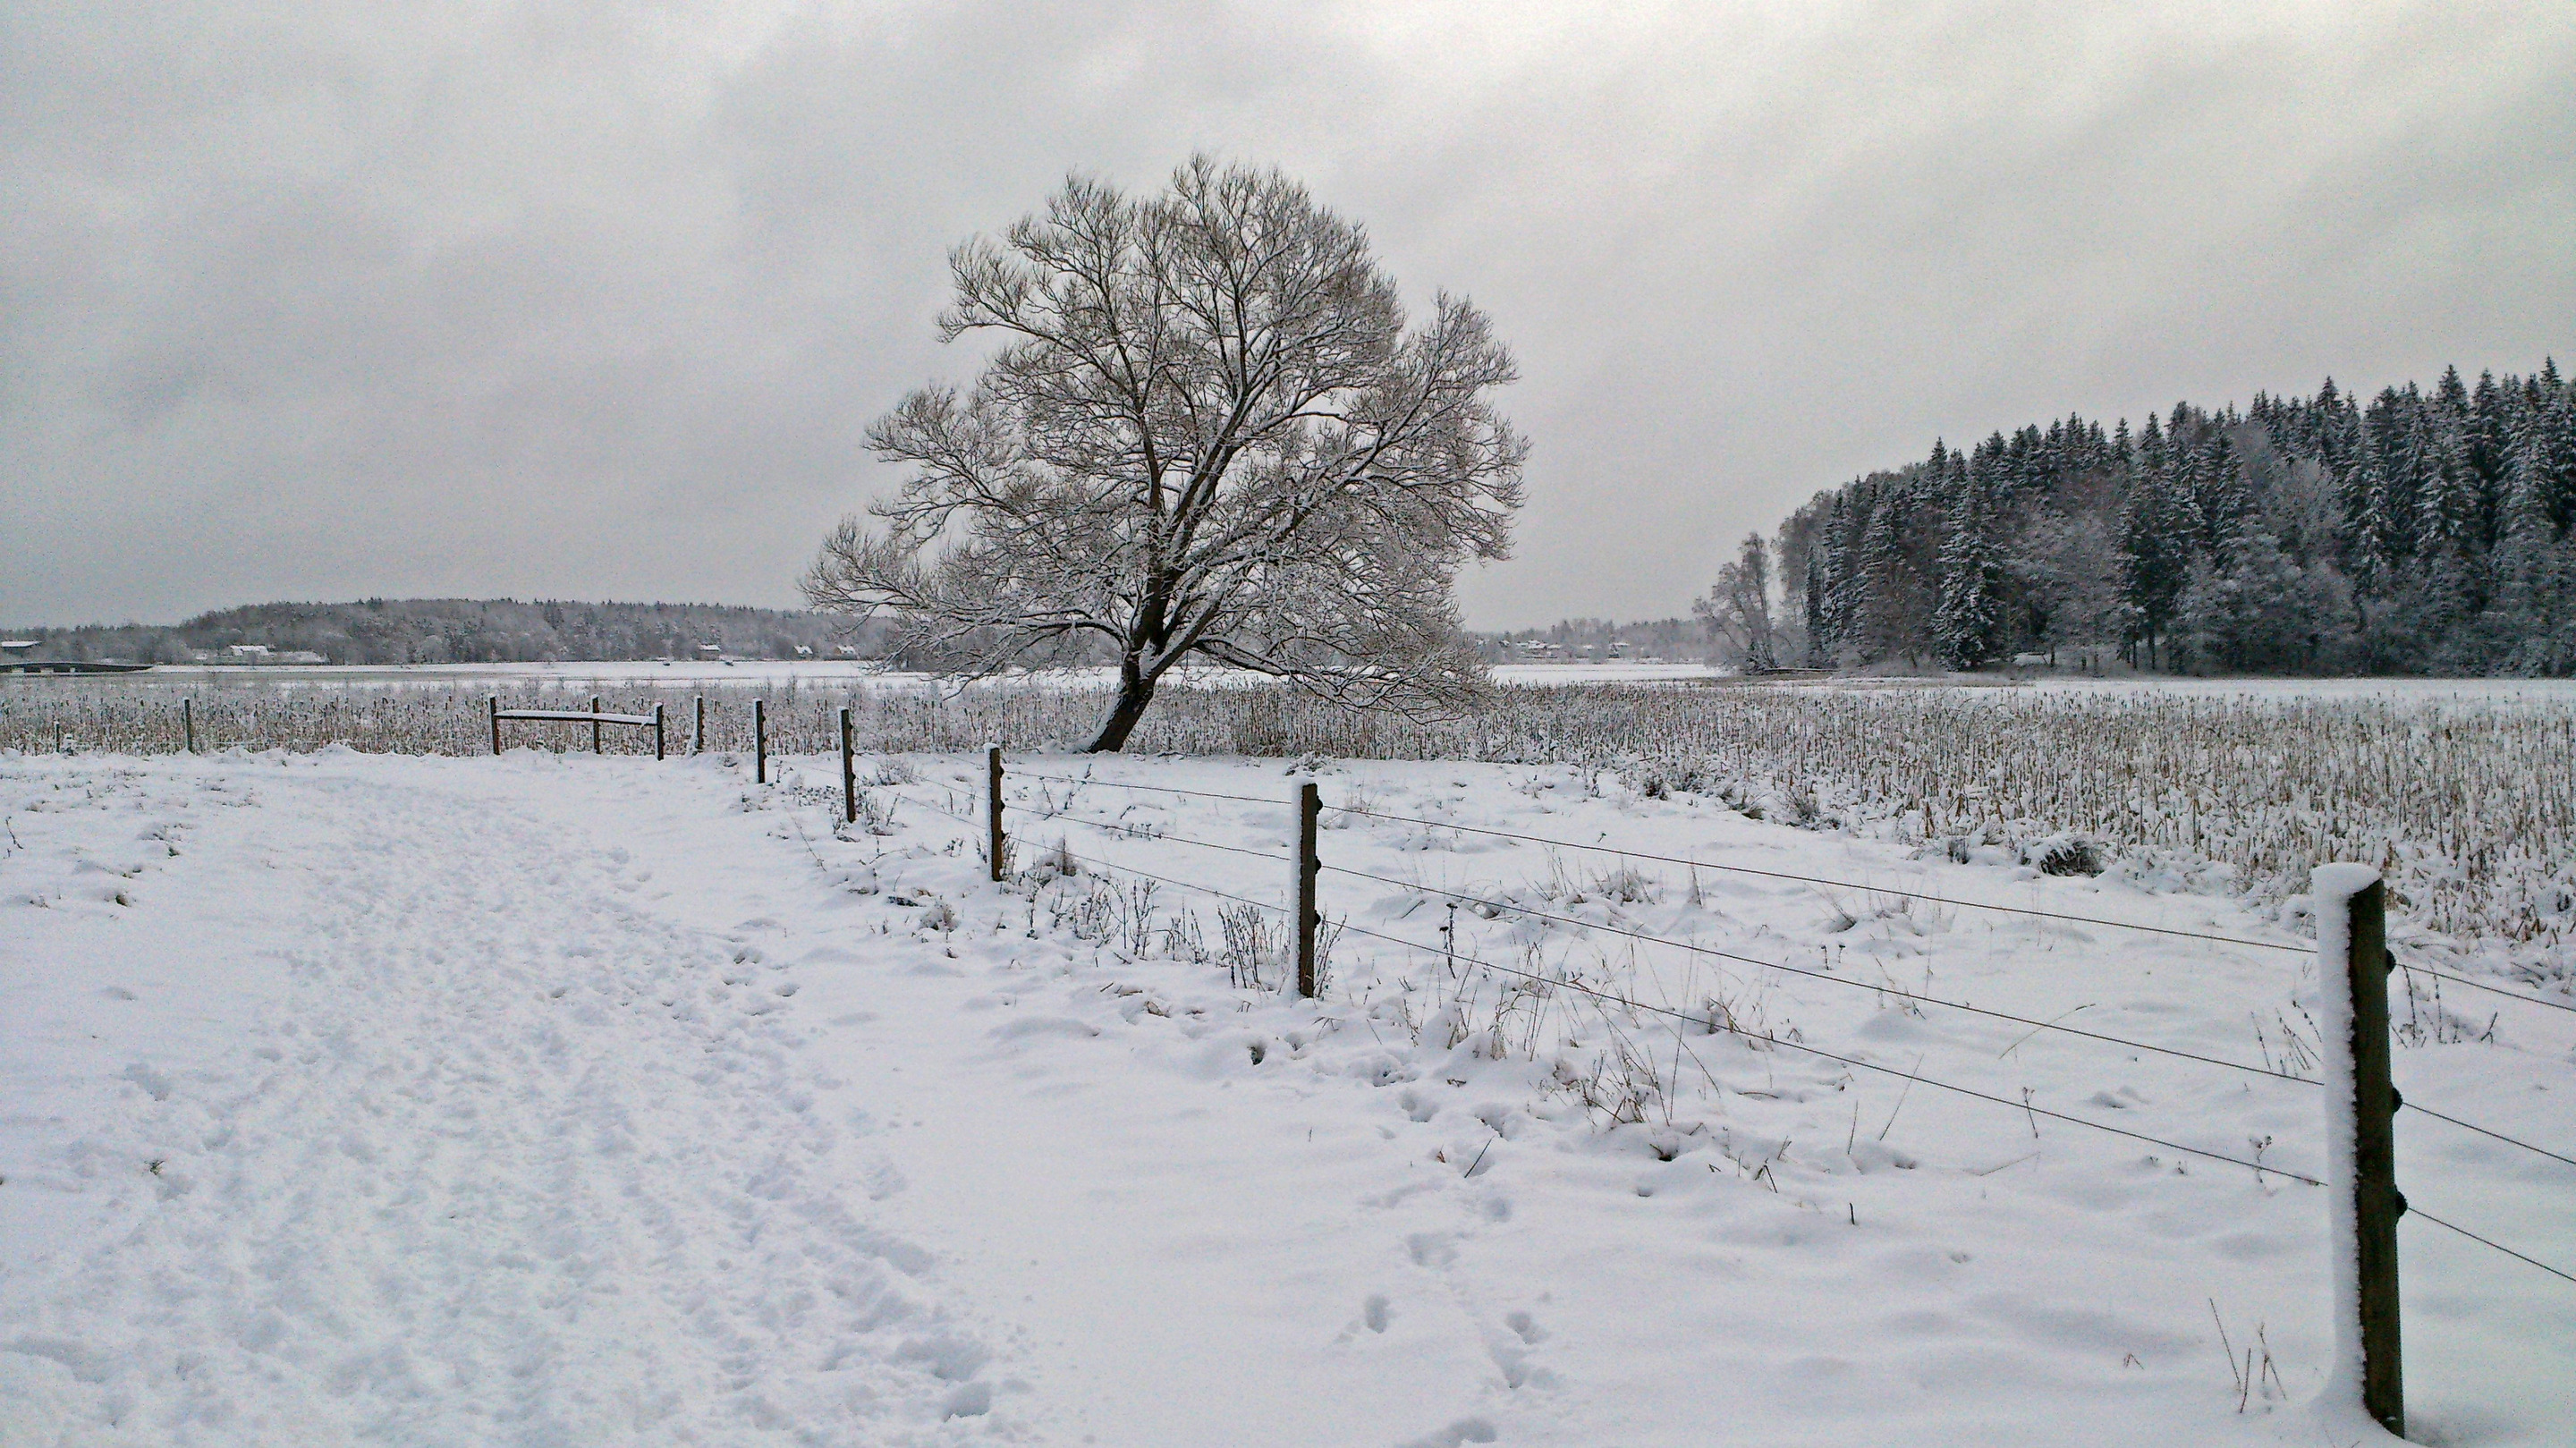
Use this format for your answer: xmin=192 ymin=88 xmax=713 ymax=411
xmin=1086 ymin=670 xmax=1158 ymax=752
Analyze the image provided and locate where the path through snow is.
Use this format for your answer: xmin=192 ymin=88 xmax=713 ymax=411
xmin=3 ymin=753 xmax=988 ymax=1444
xmin=4 ymin=749 xmax=2567 ymax=1446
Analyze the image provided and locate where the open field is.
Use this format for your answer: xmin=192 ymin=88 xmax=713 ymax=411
xmin=14 ymin=660 xmax=1728 ymax=691
xmin=5 ymin=747 xmax=2569 ymax=1444
xmin=7 ymin=672 xmax=2572 ymax=969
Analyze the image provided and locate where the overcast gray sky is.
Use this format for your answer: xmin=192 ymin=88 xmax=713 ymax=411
xmin=5 ymin=1 xmax=2571 ymax=629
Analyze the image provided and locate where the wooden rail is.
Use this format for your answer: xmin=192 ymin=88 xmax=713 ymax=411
xmin=488 ymin=697 xmax=665 ymax=758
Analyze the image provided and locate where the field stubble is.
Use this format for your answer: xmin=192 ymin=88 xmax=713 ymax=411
xmin=6 ymin=674 xmax=2569 ymax=965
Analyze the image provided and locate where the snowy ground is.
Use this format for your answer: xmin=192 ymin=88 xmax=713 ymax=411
xmin=3 ymin=748 xmax=2568 ymax=1446
xmin=2012 ymin=677 xmax=2576 ymax=707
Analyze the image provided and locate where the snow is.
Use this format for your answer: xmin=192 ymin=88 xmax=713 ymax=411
xmin=89 ymin=660 xmax=1727 ymax=693
xmin=4 ymin=749 xmax=2567 ymax=1445
xmin=2017 ymin=676 xmax=2576 ymax=707
xmin=2308 ymin=863 xmax=2394 ymax=1443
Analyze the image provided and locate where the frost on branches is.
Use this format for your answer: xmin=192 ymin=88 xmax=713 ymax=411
xmin=804 ymin=157 xmax=1527 ymax=751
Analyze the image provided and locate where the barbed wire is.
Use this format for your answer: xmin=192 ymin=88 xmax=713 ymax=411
xmin=2399 ymin=1103 xmax=2576 ymax=1171
xmin=1013 ymin=769 xmax=1287 ymax=808
xmin=1011 ymin=800 xmax=1291 ymax=867
xmin=869 ymin=781 xmax=2575 ymax=1284
xmin=893 ymin=783 xmax=2576 ymax=1173
xmin=1318 ymin=859 xmax=2323 ymax=1089
xmin=1326 ymin=913 xmax=2327 ymax=1186
xmin=1325 ymin=801 xmax=2315 ymax=953
xmin=2394 ymin=960 xmax=2576 ymax=1016
xmin=989 ymin=819 xmax=2326 ymax=1185
xmin=2404 ymin=1208 xmax=2576 ymax=1284
xmin=1013 ymin=766 xmax=2576 ymax=1018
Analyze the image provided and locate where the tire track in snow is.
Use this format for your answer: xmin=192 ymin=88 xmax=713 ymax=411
xmin=1 ymin=760 xmax=998 ymax=1445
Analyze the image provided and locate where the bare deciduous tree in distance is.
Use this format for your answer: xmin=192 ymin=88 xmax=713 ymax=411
xmin=1696 ymin=532 xmax=1779 ymax=672
xmin=804 ymin=157 xmax=1528 ymax=752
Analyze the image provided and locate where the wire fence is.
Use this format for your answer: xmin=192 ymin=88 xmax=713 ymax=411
xmin=21 ymin=706 xmax=2572 ymax=1295
xmin=892 ymin=761 xmax=2576 ymax=1291
xmin=1012 ymin=769 xmax=2576 ymax=1018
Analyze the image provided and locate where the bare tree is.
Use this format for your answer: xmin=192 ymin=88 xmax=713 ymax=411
xmin=1694 ymin=532 xmax=1778 ymax=672
xmin=805 ymin=157 xmax=1527 ymax=751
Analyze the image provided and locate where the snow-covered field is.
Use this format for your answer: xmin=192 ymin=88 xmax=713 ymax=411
xmin=4 ymin=747 xmax=2567 ymax=1445
xmin=61 ymin=660 xmax=1724 ymax=693
xmin=2015 ymin=676 xmax=2576 ymax=707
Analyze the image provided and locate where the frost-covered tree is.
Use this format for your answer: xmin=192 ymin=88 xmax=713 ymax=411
xmin=1694 ymin=532 xmax=1778 ymax=672
xmin=804 ymin=158 xmax=1527 ymax=750
xmin=1932 ymin=479 xmax=2005 ymax=669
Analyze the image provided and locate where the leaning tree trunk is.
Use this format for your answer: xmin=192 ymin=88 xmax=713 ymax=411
xmin=1086 ymin=669 xmax=1158 ymax=752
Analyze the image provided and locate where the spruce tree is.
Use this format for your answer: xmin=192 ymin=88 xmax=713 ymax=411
xmin=1934 ymin=478 xmax=2006 ymax=669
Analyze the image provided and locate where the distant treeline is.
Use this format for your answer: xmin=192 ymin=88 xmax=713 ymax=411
xmin=1770 ymin=359 xmax=2576 ymax=674
xmin=7 ymin=598 xmax=894 ymax=665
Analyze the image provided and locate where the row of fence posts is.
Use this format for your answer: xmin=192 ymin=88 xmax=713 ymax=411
xmin=139 ymin=692 xmax=774 ymax=780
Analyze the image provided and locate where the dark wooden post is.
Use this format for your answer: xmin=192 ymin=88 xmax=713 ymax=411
xmin=653 ymin=703 xmax=666 ymax=761
xmin=182 ymin=698 xmax=196 ymax=755
xmin=1295 ymin=781 xmax=1320 ymax=998
xmin=840 ymin=707 xmax=857 ymax=824
xmin=694 ymin=695 xmax=706 ymax=755
xmin=489 ymin=696 xmax=502 ymax=756
xmin=986 ymin=746 xmax=1006 ymax=881
xmin=753 ymin=698 xmax=767 ymax=783
xmin=2320 ymin=866 xmax=2403 ymax=1438
xmin=590 ymin=695 xmax=603 ymax=755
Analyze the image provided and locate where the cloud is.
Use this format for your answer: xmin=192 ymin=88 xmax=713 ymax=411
xmin=4 ymin=0 xmax=2571 ymax=627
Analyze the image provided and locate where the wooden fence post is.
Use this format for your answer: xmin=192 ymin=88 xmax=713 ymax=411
xmin=694 ymin=695 xmax=706 ymax=755
xmin=840 ymin=707 xmax=857 ymax=825
xmin=182 ymin=698 xmax=196 ymax=755
xmin=753 ymin=699 xmax=767 ymax=783
xmin=1294 ymin=781 xmax=1319 ymax=998
xmin=986 ymin=745 xmax=1006 ymax=882
xmin=2317 ymin=864 xmax=2403 ymax=1438
xmin=489 ymin=696 xmax=502 ymax=756
xmin=590 ymin=696 xmax=603 ymax=755
xmin=654 ymin=702 xmax=666 ymax=761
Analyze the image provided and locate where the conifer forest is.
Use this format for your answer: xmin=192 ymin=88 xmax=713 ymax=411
xmin=1779 ymin=360 xmax=2576 ymax=675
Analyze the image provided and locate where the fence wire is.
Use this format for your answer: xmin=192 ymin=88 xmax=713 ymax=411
xmin=851 ymin=762 xmax=2576 ymax=1285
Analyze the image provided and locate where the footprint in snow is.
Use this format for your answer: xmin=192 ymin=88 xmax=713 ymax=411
xmin=987 ymin=1016 xmax=1101 ymax=1043
xmin=1398 ymin=1418 xmax=1499 ymax=1448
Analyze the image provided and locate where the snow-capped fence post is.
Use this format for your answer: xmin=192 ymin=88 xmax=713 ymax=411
xmin=986 ymin=746 xmax=1006 ymax=882
xmin=693 ymin=695 xmax=706 ymax=755
xmin=1293 ymin=781 xmax=1319 ymax=998
xmin=653 ymin=702 xmax=665 ymax=761
xmin=2316 ymin=863 xmax=2403 ymax=1438
xmin=590 ymin=696 xmax=604 ymax=755
xmin=182 ymin=698 xmax=196 ymax=754
xmin=840 ymin=708 xmax=857 ymax=825
xmin=753 ymin=699 xmax=767 ymax=783
xmin=488 ymin=697 xmax=502 ymax=756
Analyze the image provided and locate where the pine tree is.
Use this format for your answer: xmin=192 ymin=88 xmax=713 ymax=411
xmin=2190 ymin=430 xmax=2250 ymax=563
xmin=1757 ymin=360 xmax=2575 ymax=680
xmin=2118 ymin=461 xmax=2186 ymax=669
xmin=1934 ymin=478 xmax=2006 ymax=669
xmin=1802 ymin=546 xmax=1832 ymax=668
xmin=1853 ymin=492 xmax=1910 ymax=664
